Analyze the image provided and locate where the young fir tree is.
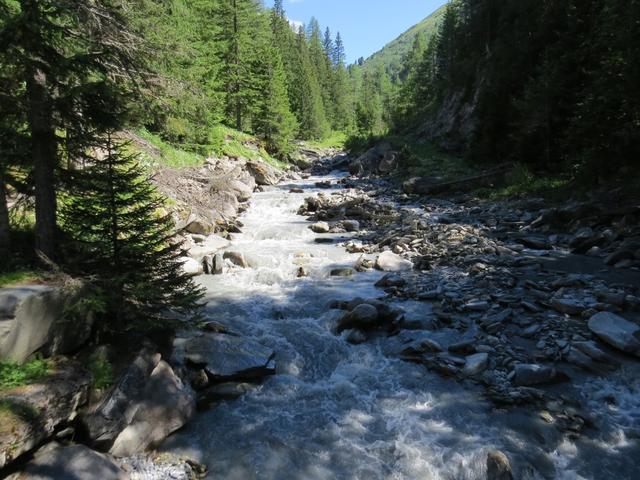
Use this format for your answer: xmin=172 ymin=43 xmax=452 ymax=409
xmin=61 ymin=134 xmax=204 ymax=330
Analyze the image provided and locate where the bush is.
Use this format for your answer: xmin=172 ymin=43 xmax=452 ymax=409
xmin=0 ymin=358 xmax=49 ymax=389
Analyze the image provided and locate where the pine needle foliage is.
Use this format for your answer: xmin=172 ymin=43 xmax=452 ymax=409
xmin=61 ymin=134 xmax=204 ymax=331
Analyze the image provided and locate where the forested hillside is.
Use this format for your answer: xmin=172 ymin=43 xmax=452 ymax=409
xmin=380 ymin=0 xmax=640 ymax=183
xmin=361 ymin=5 xmax=445 ymax=82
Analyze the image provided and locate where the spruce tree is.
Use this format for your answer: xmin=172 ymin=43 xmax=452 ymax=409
xmin=61 ymin=134 xmax=204 ymax=330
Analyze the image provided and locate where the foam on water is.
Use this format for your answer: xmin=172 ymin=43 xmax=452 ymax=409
xmin=163 ymin=174 xmax=640 ymax=479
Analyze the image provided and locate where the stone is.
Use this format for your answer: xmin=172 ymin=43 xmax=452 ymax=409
xmin=0 ymin=359 xmax=92 ymax=468
xmin=448 ymin=340 xmax=476 ymax=355
xmin=336 ymin=304 xmax=379 ymax=333
xmin=552 ymin=298 xmax=585 ymax=316
xmin=375 ymin=251 xmax=413 ymax=272
xmin=310 ymin=222 xmax=330 ymax=233
xmin=0 ymin=284 xmax=94 ymax=364
xmin=83 ymin=350 xmax=161 ymax=449
xmin=513 ymin=364 xmax=558 ymax=386
xmin=342 ymin=220 xmax=360 ymax=232
xmin=109 ymin=361 xmax=196 ymax=457
xmin=605 ymin=249 xmax=635 ymax=266
xmin=573 ymin=341 xmax=619 ymax=365
xmin=187 ymin=234 xmax=230 ymax=260
xmin=179 ymin=257 xmax=203 ymax=275
xmin=486 ymin=450 xmax=513 ymax=480
xmin=202 ymin=255 xmax=214 ymax=275
xmin=463 ymin=353 xmax=489 ymax=376
xmin=117 ymin=453 xmax=206 ymax=480
xmin=345 ymin=329 xmax=367 ymax=345
xmin=212 ymin=253 xmax=224 ymax=275
xmin=223 ymin=251 xmax=249 ymax=268
xmin=185 ymin=218 xmax=212 ymax=235
xmin=588 ymin=312 xmax=640 ymax=357
xmin=17 ymin=443 xmax=127 ymax=480
xmin=175 ymin=333 xmax=276 ymax=382
xmin=330 ymin=268 xmax=355 ymax=277
xmin=246 ymin=160 xmax=281 ymax=186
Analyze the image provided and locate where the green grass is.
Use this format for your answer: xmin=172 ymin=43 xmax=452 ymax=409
xmin=302 ymin=131 xmax=347 ymax=150
xmin=0 ymin=270 xmax=40 ymax=288
xmin=0 ymin=358 xmax=49 ymax=390
xmin=475 ymin=164 xmax=570 ymax=200
xmin=129 ymin=128 xmax=205 ymax=169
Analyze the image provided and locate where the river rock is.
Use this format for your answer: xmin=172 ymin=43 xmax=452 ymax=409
xmin=588 ymin=312 xmax=640 ymax=357
xmin=0 ymin=284 xmax=94 ymax=363
xmin=330 ymin=268 xmax=355 ymax=277
xmin=463 ymin=353 xmax=489 ymax=376
xmin=375 ymin=251 xmax=413 ymax=272
xmin=188 ymin=234 xmax=230 ymax=260
xmin=223 ymin=251 xmax=249 ymax=268
xmin=185 ymin=218 xmax=212 ymax=236
xmin=552 ymin=298 xmax=585 ymax=316
xmin=310 ymin=221 xmax=330 ymax=233
xmin=342 ymin=220 xmax=360 ymax=232
xmin=246 ymin=160 xmax=281 ymax=186
xmin=513 ymin=364 xmax=558 ymax=386
xmin=0 ymin=358 xmax=92 ymax=468
xmin=336 ymin=304 xmax=379 ymax=333
xmin=176 ymin=333 xmax=276 ymax=382
xmin=15 ymin=443 xmax=128 ymax=480
xmin=109 ymin=360 xmax=196 ymax=457
xmin=345 ymin=329 xmax=368 ymax=345
xmin=486 ymin=450 xmax=513 ymax=480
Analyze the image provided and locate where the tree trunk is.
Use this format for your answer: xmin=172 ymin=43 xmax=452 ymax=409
xmin=26 ymin=67 xmax=58 ymax=260
xmin=0 ymin=178 xmax=10 ymax=267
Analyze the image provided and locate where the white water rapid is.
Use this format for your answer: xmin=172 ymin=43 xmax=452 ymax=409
xmin=163 ymin=172 xmax=640 ymax=480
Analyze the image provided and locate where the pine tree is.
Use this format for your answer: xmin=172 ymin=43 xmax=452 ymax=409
xmin=333 ymin=32 xmax=346 ymax=67
xmin=61 ymin=134 xmax=204 ymax=330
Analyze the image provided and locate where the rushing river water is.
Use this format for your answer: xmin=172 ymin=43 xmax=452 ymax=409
xmin=164 ymin=172 xmax=640 ymax=480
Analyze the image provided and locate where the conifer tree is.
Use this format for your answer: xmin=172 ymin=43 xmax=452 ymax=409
xmin=61 ymin=134 xmax=204 ymax=330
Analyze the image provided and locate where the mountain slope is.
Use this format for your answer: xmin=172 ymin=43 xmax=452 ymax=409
xmin=362 ymin=5 xmax=446 ymax=80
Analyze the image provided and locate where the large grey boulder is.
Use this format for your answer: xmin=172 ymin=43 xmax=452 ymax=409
xmin=246 ymin=160 xmax=281 ymax=186
xmin=588 ymin=312 xmax=640 ymax=357
xmin=14 ymin=443 xmax=128 ymax=480
xmin=83 ymin=350 xmax=161 ymax=449
xmin=109 ymin=361 xmax=196 ymax=457
xmin=375 ymin=251 xmax=413 ymax=272
xmin=0 ymin=284 xmax=94 ymax=364
xmin=336 ymin=304 xmax=379 ymax=333
xmin=188 ymin=234 xmax=230 ymax=260
xmin=175 ymin=333 xmax=276 ymax=382
xmin=0 ymin=359 xmax=92 ymax=468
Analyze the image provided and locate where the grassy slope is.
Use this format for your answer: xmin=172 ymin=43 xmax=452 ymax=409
xmin=362 ymin=5 xmax=446 ymax=79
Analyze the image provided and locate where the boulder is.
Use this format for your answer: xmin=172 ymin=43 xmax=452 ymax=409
xmin=345 ymin=329 xmax=367 ymax=345
xmin=185 ymin=219 xmax=212 ymax=236
xmin=0 ymin=284 xmax=94 ymax=364
xmin=0 ymin=359 xmax=92 ymax=468
xmin=310 ymin=222 xmax=330 ymax=233
xmin=336 ymin=304 xmax=379 ymax=333
xmin=588 ymin=312 xmax=640 ymax=357
xmin=375 ymin=251 xmax=413 ymax=272
xmin=83 ymin=350 xmax=161 ymax=449
xmin=188 ymin=235 xmax=230 ymax=260
xmin=109 ymin=361 xmax=196 ymax=457
xmin=342 ymin=220 xmax=360 ymax=232
xmin=513 ymin=364 xmax=558 ymax=386
xmin=486 ymin=450 xmax=513 ymax=480
xmin=175 ymin=333 xmax=276 ymax=382
xmin=179 ymin=257 xmax=203 ymax=275
xmin=463 ymin=353 xmax=489 ymax=376
xmin=246 ymin=161 xmax=281 ymax=186
xmin=16 ymin=443 xmax=128 ymax=480
xmin=223 ymin=251 xmax=249 ymax=268
xmin=226 ymin=178 xmax=253 ymax=203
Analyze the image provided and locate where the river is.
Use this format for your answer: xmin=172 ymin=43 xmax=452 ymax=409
xmin=163 ymin=171 xmax=640 ymax=480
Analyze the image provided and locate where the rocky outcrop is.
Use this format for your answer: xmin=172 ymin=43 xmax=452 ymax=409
xmin=246 ymin=161 xmax=282 ymax=186
xmin=0 ymin=358 xmax=92 ymax=469
xmin=0 ymin=284 xmax=94 ymax=364
xmin=348 ymin=142 xmax=398 ymax=176
xmin=83 ymin=350 xmax=195 ymax=457
xmin=11 ymin=443 xmax=128 ymax=480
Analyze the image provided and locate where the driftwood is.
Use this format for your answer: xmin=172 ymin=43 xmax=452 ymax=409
xmin=403 ymin=164 xmax=513 ymax=195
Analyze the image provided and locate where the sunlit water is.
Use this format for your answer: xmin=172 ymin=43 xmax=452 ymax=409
xmin=163 ymin=173 xmax=640 ymax=480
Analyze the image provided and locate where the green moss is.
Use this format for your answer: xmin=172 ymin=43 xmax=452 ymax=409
xmin=87 ymin=355 xmax=113 ymax=391
xmin=0 ymin=358 xmax=49 ymax=390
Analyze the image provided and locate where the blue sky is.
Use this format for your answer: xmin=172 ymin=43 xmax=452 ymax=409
xmin=264 ymin=0 xmax=448 ymax=64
